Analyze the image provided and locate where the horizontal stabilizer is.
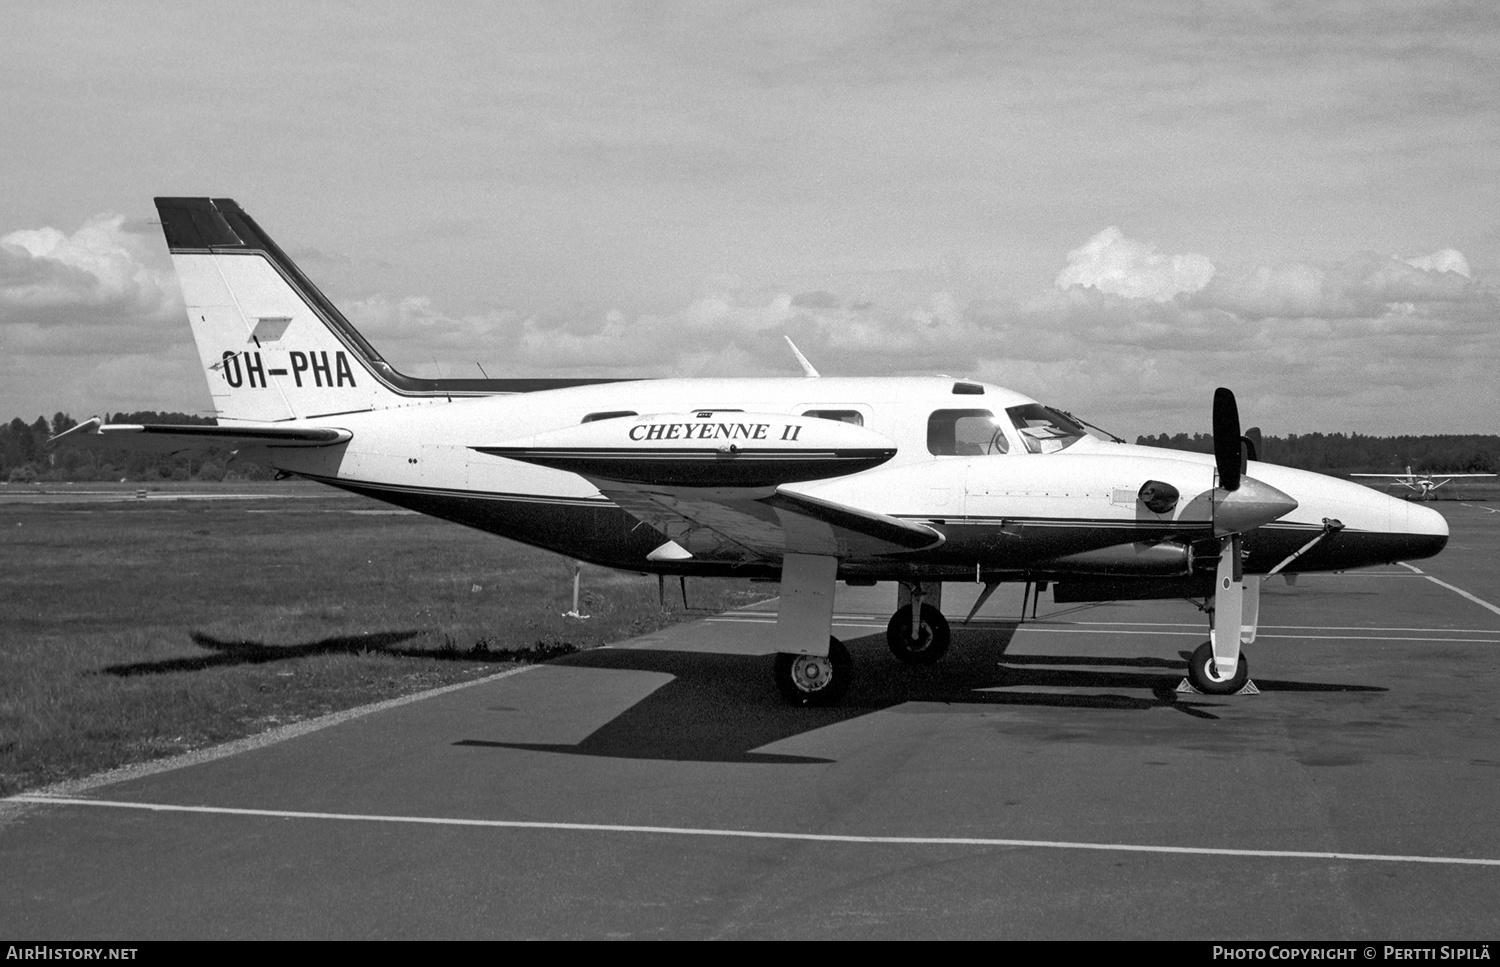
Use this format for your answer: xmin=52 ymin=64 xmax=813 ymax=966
xmin=48 ymin=418 xmax=351 ymax=455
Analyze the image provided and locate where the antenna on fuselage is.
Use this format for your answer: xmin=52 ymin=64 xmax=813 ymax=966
xmin=784 ymin=336 xmax=820 ymax=378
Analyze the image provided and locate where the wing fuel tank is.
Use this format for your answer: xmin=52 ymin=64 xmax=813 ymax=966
xmin=475 ymin=412 xmax=899 ymax=487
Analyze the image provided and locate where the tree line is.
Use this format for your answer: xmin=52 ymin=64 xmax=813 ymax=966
xmin=4 ymin=411 xmax=1496 ymax=483
xmin=1134 ymin=431 xmax=1500 ymax=474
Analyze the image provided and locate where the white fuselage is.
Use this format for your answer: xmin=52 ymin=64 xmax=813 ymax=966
xmin=251 ymin=375 xmax=1447 ymax=581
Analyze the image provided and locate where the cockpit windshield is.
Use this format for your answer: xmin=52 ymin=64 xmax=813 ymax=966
xmin=1062 ymin=409 xmax=1126 ymax=444
xmin=1005 ymin=403 xmax=1089 ymax=453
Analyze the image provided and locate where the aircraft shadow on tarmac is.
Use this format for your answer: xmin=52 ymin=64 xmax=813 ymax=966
xmin=100 ymin=630 xmax=429 ymax=676
xmin=95 ymin=625 xmax=1384 ymax=765
xmin=453 ymin=627 xmax=1385 ymax=764
xmin=101 ymin=631 xmax=581 ymax=677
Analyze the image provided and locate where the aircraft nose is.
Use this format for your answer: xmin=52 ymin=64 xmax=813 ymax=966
xmin=1215 ymin=477 xmax=1299 ymax=534
xmin=1403 ymin=501 xmax=1449 ymax=537
xmin=1395 ymin=500 xmax=1449 ymax=561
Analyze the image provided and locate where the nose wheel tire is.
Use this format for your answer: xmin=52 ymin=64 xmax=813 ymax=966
xmin=1187 ymin=640 xmax=1249 ymax=695
xmin=775 ymin=637 xmax=852 ymax=706
xmin=886 ymin=603 xmax=951 ymax=663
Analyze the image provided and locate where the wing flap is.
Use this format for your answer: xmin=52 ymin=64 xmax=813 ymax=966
xmin=48 ymin=418 xmax=351 ymax=454
xmin=596 ymin=481 xmax=943 ymax=560
xmin=764 ymin=489 xmax=943 ymax=552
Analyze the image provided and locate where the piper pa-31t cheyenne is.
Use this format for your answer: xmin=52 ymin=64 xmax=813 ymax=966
xmin=52 ymin=198 xmax=1450 ymax=706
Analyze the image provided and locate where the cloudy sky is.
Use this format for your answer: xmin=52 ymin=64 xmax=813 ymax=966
xmin=2 ymin=1 xmax=1497 ymax=437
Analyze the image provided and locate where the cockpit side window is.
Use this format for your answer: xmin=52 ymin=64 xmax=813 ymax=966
xmin=1005 ymin=403 xmax=1086 ymax=453
xmin=581 ymin=410 xmax=637 ymax=423
xmin=800 ymin=409 xmax=864 ymax=426
xmin=927 ymin=409 xmax=1008 ymax=456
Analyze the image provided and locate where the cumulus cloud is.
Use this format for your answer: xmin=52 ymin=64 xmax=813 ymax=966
xmin=3 ymin=214 xmax=1496 ymax=436
xmin=329 ymin=229 xmax=1495 ymax=436
xmin=0 ymin=214 xmax=207 ymax=417
xmin=0 ymin=215 xmax=180 ymax=325
xmin=342 ymin=279 xmax=1011 ymax=382
xmin=1028 ymin=232 xmax=1498 ymax=432
xmin=1404 ymin=248 xmax=1470 ymax=278
xmin=1054 ymin=227 xmax=1216 ymax=301
xmin=1193 ymin=251 xmax=1478 ymax=321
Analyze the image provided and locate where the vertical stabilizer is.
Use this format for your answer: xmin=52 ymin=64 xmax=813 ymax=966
xmin=157 ymin=197 xmax=638 ymax=422
xmin=156 ymin=197 xmax=408 ymax=423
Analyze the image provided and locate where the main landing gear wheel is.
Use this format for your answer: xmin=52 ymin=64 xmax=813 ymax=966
xmin=886 ymin=603 xmax=950 ymax=663
xmin=1187 ymin=640 xmax=1249 ymax=695
xmin=775 ymin=637 xmax=852 ymax=707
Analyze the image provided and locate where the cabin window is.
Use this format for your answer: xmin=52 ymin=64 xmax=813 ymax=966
xmin=1005 ymin=403 xmax=1087 ymax=453
xmin=581 ymin=410 xmax=636 ymax=423
xmin=927 ymin=409 xmax=1008 ymax=456
xmin=801 ymin=409 xmax=864 ymax=426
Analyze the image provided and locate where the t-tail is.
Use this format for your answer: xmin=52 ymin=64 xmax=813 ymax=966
xmin=155 ymin=197 xmax=627 ymax=424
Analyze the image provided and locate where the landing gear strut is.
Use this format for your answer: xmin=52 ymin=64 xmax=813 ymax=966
xmin=774 ymin=637 xmax=852 ymax=706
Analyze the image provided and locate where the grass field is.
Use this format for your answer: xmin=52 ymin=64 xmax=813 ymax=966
xmin=0 ymin=483 xmax=772 ymax=796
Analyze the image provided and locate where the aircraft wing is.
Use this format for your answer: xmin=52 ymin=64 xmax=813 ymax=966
xmin=47 ymin=418 xmax=351 ymax=454
xmin=597 ymin=481 xmax=943 ymax=561
xmin=1351 ymin=472 xmax=1495 ymax=480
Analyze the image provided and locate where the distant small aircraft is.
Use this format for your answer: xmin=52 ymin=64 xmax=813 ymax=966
xmin=50 ymin=197 xmax=1450 ymax=706
xmin=1351 ymin=466 xmax=1497 ymax=500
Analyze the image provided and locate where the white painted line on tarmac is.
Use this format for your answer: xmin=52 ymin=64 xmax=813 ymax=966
xmin=718 ymin=613 xmax=1500 ymax=635
xmin=8 ymin=796 xmax=1500 ymax=868
xmin=708 ymin=614 xmax=1497 ymax=643
xmin=1397 ymin=563 xmax=1500 ymax=618
xmin=1005 ymin=627 xmax=1499 ymax=643
xmin=1038 ymin=620 xmax=1500 ymax=634
xmin=1315 ymin=572 xmax=1436 ymax=578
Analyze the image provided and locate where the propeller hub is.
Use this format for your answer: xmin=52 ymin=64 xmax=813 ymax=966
xmin=1213 ymin=476 xmax=1299 ymax=534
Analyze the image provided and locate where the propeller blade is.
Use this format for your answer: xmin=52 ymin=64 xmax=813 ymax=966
xmin=1213 ymin=387 xmax=1241 ymax=492
xmin=1242 ymin=426 xmax=1262 ymax=465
